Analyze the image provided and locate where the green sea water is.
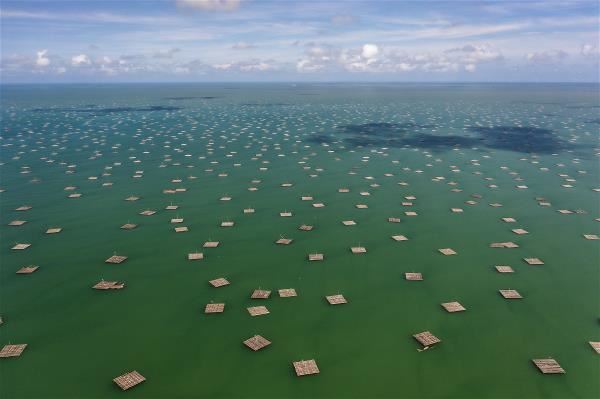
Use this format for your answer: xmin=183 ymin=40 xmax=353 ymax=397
xmin=0 ymin=83 xmax=598 ymax=399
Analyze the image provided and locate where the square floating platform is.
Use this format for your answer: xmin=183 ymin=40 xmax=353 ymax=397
xmin=583 ymin=234 xmax=599 ymax=240
xmin=405 ymin=272 xmax=423 ymax=281
xmin=308 ymin=253 xmax=324 ymax=261
xmin=438 ymin=248 xmax=457 ymax=255
xmin=203 ymin=241 xmax=220 ymax=248
xmin=532 ymin=358 xmax=565 ymax=374
xmin=293 ymin=359 xmax=320 ymax=377
xmin=490 ymin=242 xmax=519 ymax=248
xmin=413 ymin=331 xmax=441 ymax=347
xmin=524 ymin=258 xmax=544 ymax=265
xmin=175 ymin=226 xmax=189 ymax=233
xmin=139 ymin=210 xmax=156 ymax=216
xmin=392 ymin=235 xmax=408 ymax=241
xmin=220 ymin=221 xmax=234 ymax=227
xmin=105 ymin=255 xmax=127 ymax=264
xmin=326 ymin=294 xmax=347 ymax=305
xmin=351 ymin=246 xmax=366 ymax=254
xmin=0 ymin=344 xmax=27 ymax=358
xmin=299 ymin=224 xmax=314 ymax=231
xmin=502 ymin=217 xmax=517 ymax=223
xmin=441 ymin=301 xmax=466 ymax=313
xmin=512 ymin=228 xmax=529 ymax=235
xmin=388 ymin=217 xmax=401 ymax=223
xmin=342 ymin=220 xmax=357 ymax=226
xmin=12 ymin=243 xmax=31 ymax=250
xmin=16 ymin=266 xmax=39 ymax=274
xmin=188 ymin=252 xmax=204 ymax=260
xmin=589 ymin=342 xmax=600 ymax=354
xmin=9 ymin=220 xmax=27 ymax=226
xmin=499 ymin=289 xmax=522 ymax=299
xmin=247 ymin=306 xmax=269 ymax=316
xmin=278 ymin=288 xmax=297 ymax=297
xmin=495 ymin=265 xmax=514 ymax=273
xmin=93 ymin=280 xmax=125 ymax=290
xmin=251 ymin=289 xmax=271 ymax=299
xmin=209 ymin=278 xmax=230 ymax=288
xmin=120 ymin=223 xmax=137 ymax=230
xmin=205 ymin=303 xmax=225 ymax=314
xmin=276 ymin=238 xmax=293 ymax=245
xmin=113 ymin=371 xmax=146 ymax=391
xmin=243 ymin=335 xmax=271 ymax=351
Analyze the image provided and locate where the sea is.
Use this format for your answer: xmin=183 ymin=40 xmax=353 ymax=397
xmin=1 ymin=83 xmax=599 ymax=399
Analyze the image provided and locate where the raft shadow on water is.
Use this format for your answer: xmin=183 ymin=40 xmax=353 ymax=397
xmin=31 ymin=105 xmax=182 ymax=113
xmin=321 ymin=122 xmax=572 ymax=154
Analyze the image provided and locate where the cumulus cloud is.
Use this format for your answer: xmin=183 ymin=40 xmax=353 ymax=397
xmin=213 ymin=59 xmax=277 ymax=72
xmin=361 ymin=44 xmax=379 ymax=59
xmin=581 ymin=43 xmax=599 ymax=57
xmin=526 ymin=50 xmax=568 ymax=63
xmin=71 ymin=54 xmax=91 ymax=66
xmin=36 ymin=49 xmax=50 ymax=67
xmin=176 ymin=0 xmax=242 ymax=11
xmin=297 ymin=42 xmax=503 ymax=74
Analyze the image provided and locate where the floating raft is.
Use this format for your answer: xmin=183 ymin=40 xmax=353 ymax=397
xmin=120 ymin=223 xmax=137 ymax=230
xmin=405 ymin=272 xmax=423 ymax=281
xmin=438 ymin=248 xmax=457 ymax=255
xmin=298 ymin=224 xmax=313 ymax=231
xmin=205 ymin=303 xmax=225 ymax=314
xmin=413 ymin=331 xmax=441 ymax=347
xmin=45 ymin=228 xmax=62 ymax=234
xmin=188 ymin=252 xmax=204 ymax=260
xmin=388 ymin=217 xmax=401 ymax=223
xmin=105 ymin=255 xmax=127 ymax=264
xmin=490 ymin=242 xmax=519 ymax=248
xmin=8 ymin=220 xmax=27 ymax=226
xmin=523 ymin=257 xmax=544 ymax=265
xmin=243 ymin=335 xmax=271 ymax=351
xmin=139 ymin=210 xmax=156 ymax=216
xmin=589 ymin=342 xmax=600 ymax=354
xmin=495 ymin=265 xmax=514 ymax=273
xmin=203 ymin=241 xmax=220 ymax=248
xmin=16 ymin=266 xmax=39 ymax=274
xmin=251 ymin=289 xmax=271 ymax=299
xmin=209 ymin=278 xmax=230 ymax=288
xmin=276 ymin=238 xmax=293 ymax=245
xmin=512 ymin=228 xmax=529 ymax=235
xmin=342 ymin=220 xmax=356 ymax=226
xmin=11 ymin=243 xmax=31 ymax=250
xmin=0 ymin=344 xmax=27 ymax=358
xmin=247 ymin=306 xmax=269 ymax=316
xmin=441 ymin=301 xmax=466 ymax=313
xmin=532 ymin=358 xmax=565 ymax=374
xmin=113 ymin=371 xmax=146 ymax=390
xmin=293 ymin=359 xmax=320 ymax=377
xmin=308 ymin=253 xmax=324 ymax=261
xmin=499 ymin=289 xmax=522 ymax=299
xmin=93 ymin=281 xmax=125 ymax=290
xmin=392 ymin=235 xmax=408 ymax=241
xmin=326 ymin=294 xmax=347 ymax=305
xmin=278 ymin=288 xmax=297 ymax=297
xmin=350 ymin=246 xmax=366 ymax=254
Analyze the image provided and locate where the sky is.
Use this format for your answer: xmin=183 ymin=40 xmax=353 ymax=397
xmin=1 ymin=0 xmax=599 ymax=82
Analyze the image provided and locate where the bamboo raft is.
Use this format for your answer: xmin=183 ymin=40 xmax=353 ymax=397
xmin=16 ymin=266 xmax=39 ymax=274
xmin=251 ymin=289 xmax=271 ymax=299
xmin=326 ymin=294 xmax=347 ymax=305
xmin=93 ymin=280 xmax=125 ymax=290
xmin=413 ymin=331 xmax=441 ymax=347
xmin=278 ymin=288 xmax=297 ymax=297
xmin=209 ymin=278 xmax=230 ymax=288
xmin=532 ymin=358 xmax=565 ymax=374
xmin=0 ymin=344 xmax=27 ymax=358
xmin=247 ymin=306 xmax=270 ymax=316
xmin=205 ymin=303 xmax=225 ymax=314
xmin=441 ymin=301 xmax=466 ymax=313
xmin=243 ymin=335 xmax=271 ymax=351
xmin=293 ymin=359 xmax=320 ymax=376
xmin=405 ymin=272 xmax=423 ymax=281
xmin=113 ymin=371 xmax=146 ymax=390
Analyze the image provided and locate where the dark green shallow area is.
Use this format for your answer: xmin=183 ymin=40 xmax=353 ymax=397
xmin=0 ymin=83 xmax=598 ymax=399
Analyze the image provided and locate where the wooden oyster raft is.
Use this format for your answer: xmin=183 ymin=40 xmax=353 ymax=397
xmin=113 ymin=370 xmax=146 ymax=390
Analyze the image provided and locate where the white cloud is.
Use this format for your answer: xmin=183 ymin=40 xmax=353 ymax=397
xmin=581 ymin=43 xmax=599 ymax=57
xmin=213 ymin=59 xmax=277 ymax=72
xmin=71 ymin=54 xmax=91 ymax=66
xmin=176 ymin=0 xmax=242 ymax=11
xmin=526 ymin=50 xmax=568 ymax=63
xmin=361 ymin=44 xmax=379 ymax=59
xmin=331 ymin=15 xmax=357 ymax=25
xmin=464 ymin=64 xmax=476 ymax=72
xmin=36 ymin=49 xmax=50 ymax=67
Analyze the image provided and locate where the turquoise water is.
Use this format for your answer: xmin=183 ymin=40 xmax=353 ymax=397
xmin=0 ymin=83 xmax=599 ymax=398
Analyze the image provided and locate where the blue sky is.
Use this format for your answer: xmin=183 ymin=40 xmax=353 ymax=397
xmin=1 ymin=0 xmax=598 ymax=82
